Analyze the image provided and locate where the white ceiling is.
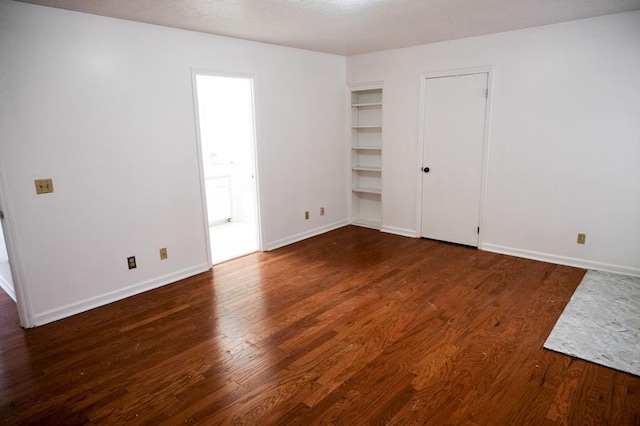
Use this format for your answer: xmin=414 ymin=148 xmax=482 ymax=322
xmin=15 ymin=0 xmax=640 ymax=56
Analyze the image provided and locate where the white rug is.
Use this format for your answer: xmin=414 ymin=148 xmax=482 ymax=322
xmin=544 ymin=270 xmax=640 ymax=376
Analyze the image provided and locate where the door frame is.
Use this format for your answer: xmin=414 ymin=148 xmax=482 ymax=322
xmin=0 ymin=166 xmax=34 ymax=327
xmin=415 ymin=66 xmax=494 ymax=248
xmin=190 ymin=69 xmax=264 ymax=265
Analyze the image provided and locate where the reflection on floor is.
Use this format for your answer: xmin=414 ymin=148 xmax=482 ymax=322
xmin=209 ymin=221 xmax=257 ymax=265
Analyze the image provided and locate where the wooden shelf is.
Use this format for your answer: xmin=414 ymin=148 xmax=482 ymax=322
xmin=351 ymin=89 xmax=382 ymax=105
xmin=351 ymin=125 xmax=382 ymax=129
xmin=352 ymin=187 xmax=382 ymax=195
xmin=351 ymin=146 xmax=381 ymax=150
xmin=352 ymin=166 xmax=381 ymax=172
xmin=352 ymin=102 xmax=382 ymax=107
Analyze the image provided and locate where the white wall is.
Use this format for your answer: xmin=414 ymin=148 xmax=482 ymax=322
xmin=0 ymin=0 xmax=347 ymax=326
xmin=347 ymin=11 xmax=640 ymax=275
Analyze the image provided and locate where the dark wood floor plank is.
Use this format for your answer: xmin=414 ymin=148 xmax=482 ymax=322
xmin=1 ymin=225 xmax=638 ymax=424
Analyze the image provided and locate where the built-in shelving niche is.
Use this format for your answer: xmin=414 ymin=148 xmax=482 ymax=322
xmin=350 ymin=87 xmax=382 ymax=229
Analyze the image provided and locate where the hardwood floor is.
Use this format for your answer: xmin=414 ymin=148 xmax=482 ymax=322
xmin=1 ymin=226 xmax=638 ymax=424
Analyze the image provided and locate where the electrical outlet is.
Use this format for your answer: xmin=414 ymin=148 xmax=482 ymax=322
xmin=577 ymin=233 xmax=586 ymax=244
xmin=305 ymin=211 xmax=309 ymax=220
xmin=160 ymin=247 xmax=168 ymax=260
xmin=34 ymin=178 xmax=54 ymax=194
xmin=127 ymin=256 xmax=137 ymax=269
xmin=320 ymin=207 xmax=325 ymax=216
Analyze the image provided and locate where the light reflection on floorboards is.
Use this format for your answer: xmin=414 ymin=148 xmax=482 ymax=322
xmin=209 ymin=221 xmax=257 ymax=264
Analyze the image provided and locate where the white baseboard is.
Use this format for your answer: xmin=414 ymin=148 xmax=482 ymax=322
xmin=265 ymin=220 xmax=349 ymax=251
xmin=380 ymin=225 xmax=418 ymax=238
xmin=32 ymin=263 xmax=211 ymax=326
xmin=482 ymin=243 xmax=640 ymax=277
xmin=0 ymin=276 xmax=16 ymax=301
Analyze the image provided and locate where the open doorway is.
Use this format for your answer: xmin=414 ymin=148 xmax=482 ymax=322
xmin=194 ymin=73 xmax=260 ymax=264
xmin=0 ymin=218 xmax=15 ymax=300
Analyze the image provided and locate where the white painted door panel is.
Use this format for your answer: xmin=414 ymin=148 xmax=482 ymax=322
xmin=421 ymin=73 xmax=488 ymax=246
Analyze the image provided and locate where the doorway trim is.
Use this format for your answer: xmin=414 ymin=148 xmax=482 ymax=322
xmin=415 ymin=66 xmax=494 ymax=248
xmin=190 ymin=68 xmax=264 ymax=264
xmin=0 ymin=166 xmax=34 ymax=327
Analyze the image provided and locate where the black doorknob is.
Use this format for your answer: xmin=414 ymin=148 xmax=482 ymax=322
xmin=423 ymin=167 xmax=430 ymax=173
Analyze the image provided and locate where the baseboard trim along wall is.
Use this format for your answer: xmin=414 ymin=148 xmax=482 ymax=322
xmin=265 ymin=220 xmax=349 ymax=251
xmin=380 ymin=226 xmax=418 ymax=238
xmin=482 ymin=243 xmax=640 ymax=277
xmin=31 ymin=263 xmax=212 ymax=326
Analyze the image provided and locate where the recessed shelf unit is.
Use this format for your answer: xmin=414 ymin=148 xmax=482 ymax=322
xmin=350 ymin=86 xmax=383 ymax=229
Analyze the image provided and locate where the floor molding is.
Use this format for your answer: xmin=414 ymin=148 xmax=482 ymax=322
xmin=265 ymin=220 xmax=349 ymax=251
xmin=482 ymin=243 xmax=640 ymax=277
xmin=31 ymin=263 xmax=211 ymax=326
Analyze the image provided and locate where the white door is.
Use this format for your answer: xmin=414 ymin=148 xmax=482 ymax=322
xmin=420 ymin=73 xmax=488 ymax=247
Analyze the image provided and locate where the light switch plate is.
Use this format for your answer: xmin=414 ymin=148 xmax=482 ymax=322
xmin=35 ymin=178 xmax=54 ymax=194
